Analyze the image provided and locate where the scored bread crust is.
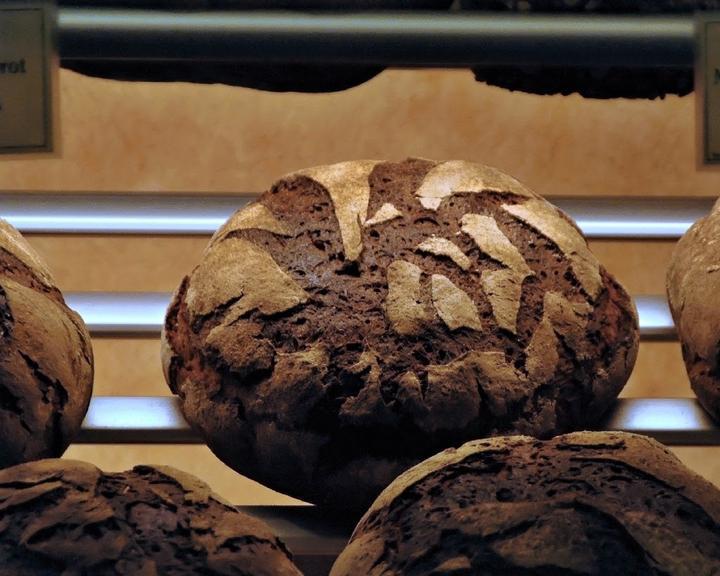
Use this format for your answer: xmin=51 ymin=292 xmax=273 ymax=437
xmin=331 ymin=432 xmax=720 ymax=576
xmin=461 ymin=0 xmax=720 ymax=99
xmin=162 ymin=158 xmax=638 ymax=514
xmin=667 ymin=198 xmax=720 ymax=423
xmin=0 ymin=459 xmax=303 ymax=575
xmin=0 ymin=220 xmax=93 ymax=468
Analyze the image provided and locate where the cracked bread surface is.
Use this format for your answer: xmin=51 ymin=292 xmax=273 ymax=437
xmin=331 ymin=432 xmax=720 ymax=576
xmin=667 ymin=198 xmax=720 ymax=423
xmin=162 ymin=158 xmax=639 ymax=515
xmin=0 ymin=219 xmax=93 ymax=468
xmin=460 ymin=0 xmax=720 ymax=99
xmin=0 ymin=459 xmax=303 ymax=575
xmin=60 ymin=0 xmax=452 ymax=93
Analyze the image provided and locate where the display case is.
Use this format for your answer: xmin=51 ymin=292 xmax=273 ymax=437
xmin=2 ymin=7 xmax=718 ymax=575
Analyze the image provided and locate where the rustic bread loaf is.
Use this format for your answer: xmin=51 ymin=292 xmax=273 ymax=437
xmin=667 ymin=198 xmax=720 ymax=423
xmin=61 ymin=0 xmax=452 ymax=93
xmin=0 ymin=220 xmax=93 ymax=468
xmin=162 ymin=158 xmax=639 ymax=514
xmin=331 ymin=432 xmax=720 ymax=576
xmin=0 ymin=459 xmax=302 ymax=575
xmin=461 ymin=0 xmax=719 ymax=99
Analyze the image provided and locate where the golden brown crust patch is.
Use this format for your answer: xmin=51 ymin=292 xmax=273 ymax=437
xmin=298 ymin=160 xmax=381 ymax=261
xmin=385 ymin=260 xmax=434 ymax=335
xmin=416 ymin=160 xmax=534 ymax=210
xmin=430 ymin=274 xmax=483 ymax=331
xmin=416 ymin=237 xmax=471 ymax=270
xmin=502 ymin=200 xmax=602 ymax=299
xmin=185 ymin=237 xmax=308 ymax=318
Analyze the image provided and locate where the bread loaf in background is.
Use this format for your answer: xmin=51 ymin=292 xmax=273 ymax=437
xmin=461 ymin=0 xmax=720 ymax=99
xmin=331 ymin=432 xmax=720 ymax=575
xmin=60 ymin=0 xmax=453 ymax=93
xmin=162 ymin=158 xmax=639 ymax=515
xmin=667 ymin=198 xmax=720 ymax=423
xmin=0 ymin=459 xmax=302 ymax=575
xmin=0 ymin=220 xmax=93 ymax=468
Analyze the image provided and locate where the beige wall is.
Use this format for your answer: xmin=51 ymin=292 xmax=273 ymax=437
xmin=3 ymin=67 xmax=719 ymax=502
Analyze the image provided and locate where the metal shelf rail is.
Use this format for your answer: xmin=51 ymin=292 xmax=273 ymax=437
xmin=57 ymin=10 xmax=694 ymax=68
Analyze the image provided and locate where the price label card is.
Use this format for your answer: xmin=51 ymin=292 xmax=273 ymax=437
xmin=0 ymin=1 xmax=55 ymax=154
xmin=700 ymin=16 xmax=720 ymax=165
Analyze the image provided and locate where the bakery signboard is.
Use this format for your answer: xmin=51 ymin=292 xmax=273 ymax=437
xmin=0 ymin=1 xmax=55 ymax=154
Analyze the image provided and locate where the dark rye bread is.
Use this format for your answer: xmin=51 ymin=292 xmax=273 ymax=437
xmin=0 ymin=220 xmax=93 ymax=468
xmin=162 ymin=158 xmax=639 ymax=514
xmin=667 ymin=198 xmax=720 ymax=423
xmin=60 ymin=0 xmax=452 ymax=93
xmin=0 ymin=459 xmax=303 ymax=575
xmin=331 ymin=432 xmax=720 ymax=576
xmin=461 ymin=0 xmax=720 ymax=99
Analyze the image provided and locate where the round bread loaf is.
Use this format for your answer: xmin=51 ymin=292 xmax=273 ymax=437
xmin=461 ymin=0 xmax=719 ymax=99
xmin=0 ymin=220 xmax=93 ymax=468
xmin=162 ymin=158 xmax=639 ymax=514
xmin=331 ymin=432 xmax=720 ymax=575
xmin=667 ymin=198 xmax=720 ymax=423
xmin=0 ymin=459 xmax=302 ymax=575
xmin=61 ymin=0 xmax=452 ymax=93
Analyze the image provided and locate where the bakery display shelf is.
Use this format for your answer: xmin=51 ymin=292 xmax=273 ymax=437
xmin=77 ymin=396 xmax=720 ymax=446
xmin=57 ymin=9 xmax=693 ymax=68
xmin=234 ymin=506 xmax=346 ymax=576
xmin=65 ymin=291 xmax=675 ymax=339
xmin=3 ymin=193 xmax=709 ymax=238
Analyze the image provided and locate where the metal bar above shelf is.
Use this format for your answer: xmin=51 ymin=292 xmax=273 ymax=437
xmin=64 ymin=292 xmax=675 ymax=339
xmin=76 ymin=396 xmax=720 ymax=446
xmin=57 ymin=9 xmax=695 ymax=68
xmin=1 ymin=193 xmax=710 ymax=239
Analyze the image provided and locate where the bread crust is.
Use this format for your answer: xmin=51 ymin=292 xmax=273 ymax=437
xmin=667 ymin=199 xmax=720 ymax=422
xmin=331 ymin=432 xmax=720 ymax=576
xmin=0 ymin=459 xmax=303 ymax=575
xmin=0 ymin=220 xmax=93 ymax=468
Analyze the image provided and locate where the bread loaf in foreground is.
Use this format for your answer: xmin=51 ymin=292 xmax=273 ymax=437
xmin=332 ymin=432 xmax=720 ymax=575
xmin=162 ymin=158 xmax=638 ymax=514
xmin=0 ymin=459 xmax=303 ymax=575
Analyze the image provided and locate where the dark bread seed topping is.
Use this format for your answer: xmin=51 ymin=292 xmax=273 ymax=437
xmin=331 ymin=432 xmax=720 ymax=576
xmin=0 ymin=459 xmax=302 ymax=575
xmin=0 ymin=220 xmax=93 ymax=469
xmin=163 ymin=158 xmax=638 ymax=513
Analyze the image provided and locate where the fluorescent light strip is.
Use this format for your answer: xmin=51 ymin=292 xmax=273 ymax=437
xmin=66 ymin=292 xmax=171 ymax=333
xmin=77 ymin=396 xmax=720 ymax=446
xmin=65 ymin=292 xmax=675 ymax=339
xmin=575 ymin=220 xmax=693 ymax=238
xmin=0 ymin=194 xmax=712 ymax=239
